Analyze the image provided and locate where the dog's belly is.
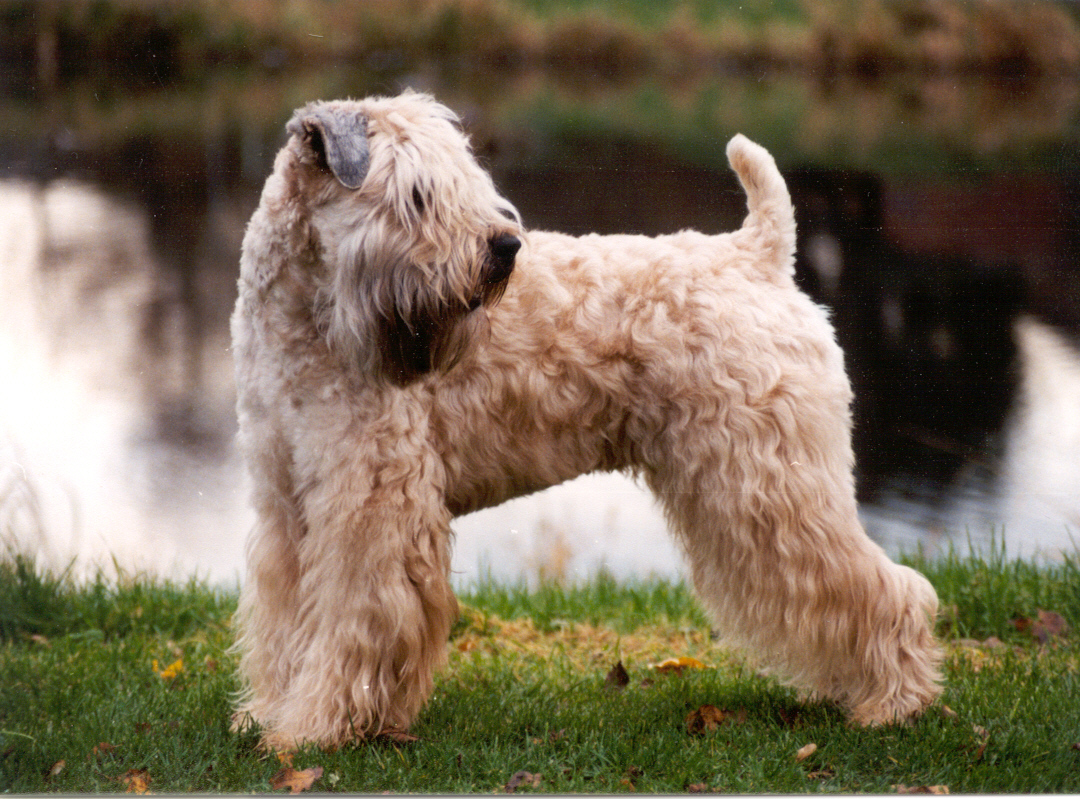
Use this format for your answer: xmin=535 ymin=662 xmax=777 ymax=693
xmin=433 ymin=364 xmax=636 ymax=517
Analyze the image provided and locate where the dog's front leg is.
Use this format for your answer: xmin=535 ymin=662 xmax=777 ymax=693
xmin=262 ymin=403 xmax=456 ymax=750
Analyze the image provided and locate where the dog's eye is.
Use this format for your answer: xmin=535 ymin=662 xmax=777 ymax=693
xmin=412 ymin=186 xmax=425 ymax=214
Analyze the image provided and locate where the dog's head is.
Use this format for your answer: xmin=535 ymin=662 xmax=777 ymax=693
xmin=274 ymin=91 xmax=522 ymax=385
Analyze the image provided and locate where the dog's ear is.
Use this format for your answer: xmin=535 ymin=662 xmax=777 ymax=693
xmin=288 ymin=104 xmax=370 ymax=190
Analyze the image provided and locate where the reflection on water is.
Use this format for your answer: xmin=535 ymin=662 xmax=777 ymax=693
xmin=0 ymin=178 xmax=250 ymax=583
xmin=2 ymin=72 xmax=1079 ymax=585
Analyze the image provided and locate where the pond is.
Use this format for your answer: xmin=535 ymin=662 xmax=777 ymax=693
xmin=1 ymin=59 xmax=1078 ymax=586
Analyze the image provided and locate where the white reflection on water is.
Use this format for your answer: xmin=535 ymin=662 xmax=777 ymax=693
xmin=0 ymin=180 xmax=1076 ymax=587
xmin=0 ymin=179 xmax=250 ymax=585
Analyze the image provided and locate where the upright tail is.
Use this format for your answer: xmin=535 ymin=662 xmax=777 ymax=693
xmin=726 ymin=134 xmax=797 ymax=277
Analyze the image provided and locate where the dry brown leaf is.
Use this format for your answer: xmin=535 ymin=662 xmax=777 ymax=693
xmin=685 ymin=704 xmax=726 ymax=735
xmin=504 ymin=770 xmax=542 ymax=792
xmin=795 ymin=742 xmax=818 ymax=762
xmin=1011 ymin=610 xmax=1068 ymax=643
xmin=1011 ymin=616 xmax=1031 ymax=635
xmin=275 ymin=750 xmax=294 ymax=766
xmin=1033 ymin=610 xmax=1069 ymax=643
xmin=47 ymin=760 xmax=65 ymax=779
xmin=605 ymin=660 xmax=630 ymax=690
xmin=89 ymin=742 xmax=117 ymax=760
xmin=269 ymin=765 xmax=323 ymax=794
xmin=651 ymin=656 xmax=707 ymax=673
xmin=971 ymin=724 xmax=991 ymax=760
xmin=777 ymin=706 xmax=809 ymax=728
xmin=121 ymin=768 xmax=152 ymax=794
xmin=379 ymin=727 xmax=420 ymax=744
xmin=686 ymin=782 xmax=710 ymax=793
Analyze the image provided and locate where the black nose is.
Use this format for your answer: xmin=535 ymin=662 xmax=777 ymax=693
xmin=487 ymin=233 xmax=520 ymax=283
xmin=491 ymin=233 xmax=521 ymax=264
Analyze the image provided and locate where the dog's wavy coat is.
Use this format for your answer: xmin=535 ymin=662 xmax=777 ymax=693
xmin=231 ymin=91 xmax=942 ymax=749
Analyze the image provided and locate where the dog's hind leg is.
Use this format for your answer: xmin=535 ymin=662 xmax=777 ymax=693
xmin=643 ymin=381 xmax=942 ymax=725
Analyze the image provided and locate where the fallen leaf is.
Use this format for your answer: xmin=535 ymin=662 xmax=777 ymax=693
xmin=1033 ymin=610 xmax=1068 ymax=643
xmin=121 ymin=768 xmax=152 ymax=794
xmin=151 ymin=658 xmax=184 ymax=681
xmin=605 ymin=661 xmax=630 ymax=690
xmin=504 ymin=770 xmax=542 ymax=792
xmin=29 ymin=633 xmax=50 ymax=647
xmin=89 ymin=742 xmax=117 ymax=759
xmin=650 ymin=656 xmax=707 ymax=673
xmin=807 ymin=768 xmax=835 ymax=780
xmin=776 ymin=706 xmax=807 ymax=728
xmin=686 ymin=783 xmax=710 ymax=793
xmin=47 ymin=760 xmax=65 ymax=779
xmin=378 ymin=727 xmax=420 ymax=744
xmin=686 ymin=705 xmax=727 ymax=735
xmin=893 ymin=785 xmax=949 ymax=794
xmin=940 ymin=705 xmax=958 ymax=719
xmin=795 ymin=742 xmax=818 ymax=762
xmin=270 ymin=766 xmax=323 ymax=794
xmin=971 ymin=724 xmax=990 ymax=760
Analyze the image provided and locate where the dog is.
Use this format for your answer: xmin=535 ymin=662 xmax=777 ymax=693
xmin=230 ymin=90 xmax=942 ymax=750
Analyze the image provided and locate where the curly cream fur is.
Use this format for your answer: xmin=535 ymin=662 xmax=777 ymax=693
xmin=231 ymin=91 xmax=942 ymax=750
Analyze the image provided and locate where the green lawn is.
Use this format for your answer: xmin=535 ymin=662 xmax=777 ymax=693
xmin=1 ymin=542 xmax=1078 ymax=793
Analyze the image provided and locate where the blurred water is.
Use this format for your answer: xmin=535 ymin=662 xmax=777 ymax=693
xmin=1 ymin=171 xmax=1076 ymax=588
xmin=2 ymin=70 xmax=1079 ymax=586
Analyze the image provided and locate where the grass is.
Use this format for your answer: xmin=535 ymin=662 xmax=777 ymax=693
xmin=1 ymin=541 xmax=1079 ymax=793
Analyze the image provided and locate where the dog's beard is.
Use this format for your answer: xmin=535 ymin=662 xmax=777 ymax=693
xmin=379 ymin=302 xmax=488 ymax=386
xmin=383 ymin=254 xmax=513 ymax=386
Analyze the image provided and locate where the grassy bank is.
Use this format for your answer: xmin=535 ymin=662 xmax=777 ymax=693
xmin=1 ymin=544 xmax=1078 ymax=793
xmin=5 ymin=0 xmax=1080 ymax=178
xmin=6 ymin=0 xmax=1080 ymax=87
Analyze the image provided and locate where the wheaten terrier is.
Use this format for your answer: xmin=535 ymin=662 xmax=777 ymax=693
xmin=231 ymin=90 xmax=942 ymax=749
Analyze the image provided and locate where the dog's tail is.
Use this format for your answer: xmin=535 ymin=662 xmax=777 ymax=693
xmin=726 ymin=134 xmax=797 ymax=277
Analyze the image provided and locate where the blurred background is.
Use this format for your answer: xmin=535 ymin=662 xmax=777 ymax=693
xmin=1 ymin=0 xmax=1078 ymax=587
